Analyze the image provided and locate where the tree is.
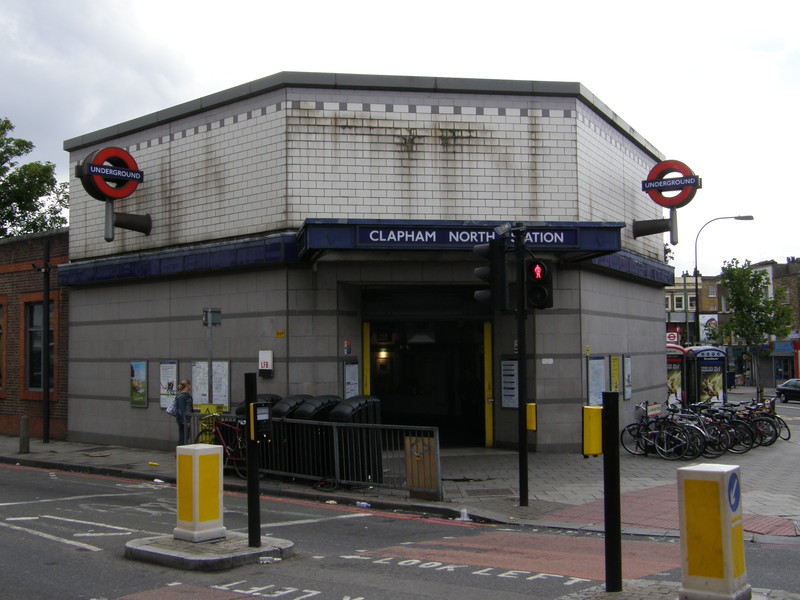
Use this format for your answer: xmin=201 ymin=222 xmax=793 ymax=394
xmin=716 ymin=259 xmax=794 ymax=396
xmin=0 ymin=118 xmax=68 ymax=237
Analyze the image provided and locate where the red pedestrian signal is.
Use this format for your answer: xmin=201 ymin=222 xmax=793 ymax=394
xmin=525 ymin=259 xmax=553 ymax=309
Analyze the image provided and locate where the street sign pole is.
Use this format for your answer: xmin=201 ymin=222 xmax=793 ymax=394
xmin=514 ymin=223 xmax=529 ymax=507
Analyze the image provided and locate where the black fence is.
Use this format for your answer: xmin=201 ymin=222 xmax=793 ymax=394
xmin=188 ymin=395 xmax=441 ymax=500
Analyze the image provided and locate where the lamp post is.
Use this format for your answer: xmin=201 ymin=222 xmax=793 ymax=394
xmin=693 ymin=215 xmax=754 ymax=343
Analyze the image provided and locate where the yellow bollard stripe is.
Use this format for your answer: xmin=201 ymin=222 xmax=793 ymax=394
xmin=685 ymin=479 xmax=724 ymax=579
xmin=198 ymin=453 xmax=220 ymax=522
xmin=177 ymin=453 xmax=193 ymax=522
xmin=732 ymin=517 xmax=745 ymax=578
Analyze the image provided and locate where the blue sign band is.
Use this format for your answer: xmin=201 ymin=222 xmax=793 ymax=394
xmin=357 ymin=226 xmax=579 ymax=249
xmin=641 ymin=176 xmax=699 ymax=192
xmin=88 ymin=164 xmax=144 ymax=182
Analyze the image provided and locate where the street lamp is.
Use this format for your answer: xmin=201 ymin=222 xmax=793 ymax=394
xmin=693 ymin=215 xmax=754 ymax=343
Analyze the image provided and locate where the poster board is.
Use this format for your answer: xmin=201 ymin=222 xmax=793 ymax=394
xmin=587 ymin=356 xmax=606 ymax=406
xmin=623 ymin=355 xmax=632 ymax=401
xmin=159 ymin=360 xmax=178 ymax=408
xmin=501 ymin=359 xmax=519 ymax=408
xmin=191 ymin=360 xmax=230 ymax=409
xmin=344 ymin=360 xmax=359 ymax=399
xmin=130 ymin=361 xmax=147 ymax=408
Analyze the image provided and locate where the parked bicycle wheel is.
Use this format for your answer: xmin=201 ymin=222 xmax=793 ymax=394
xmin=775 ymin=415 xmax=792 ymax=441
xmin=654 ymin=424 xmax=689 ymax=460
xmin=751 ymin=417 xmax=779 ymax=447
xmin=726 ymin=420 xmax=754 ymax=454
xmin=700 ymin=422 xmax=730 ymax=458
xmin=680 ymin=425 xmax=706 ymax=460
xmin=620 ymin=423 xmax=648 ymax=456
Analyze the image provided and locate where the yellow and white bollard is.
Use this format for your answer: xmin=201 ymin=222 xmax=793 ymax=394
xmin=678 ymin=464 xmax=750 ymax=600
xmin=174 ymin=444 xmax=226 ymax=542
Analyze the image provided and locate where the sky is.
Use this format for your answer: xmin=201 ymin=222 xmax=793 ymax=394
xmin=2 ymin=0 xmax=798 ymax=276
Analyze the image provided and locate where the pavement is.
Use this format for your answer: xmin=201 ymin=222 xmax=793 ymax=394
xmin=3 ymin=386 xmax=800 ymax=599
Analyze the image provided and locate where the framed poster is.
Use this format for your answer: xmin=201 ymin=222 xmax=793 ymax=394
xmin=130 ymin=361 xmax=147 ymax=408
xmin=501 ymin=359 xmax=519 ymax=408
xmin=343 ymin=360 xmax=359 ymax=399
xmin=159 ymin=361 xmax=178 ymax=408
xmin=609 ymin=355 xmax=621 ymax=392
xmin=191 ymin=360 xmax=230 ymax=408
xmin=587 ymin=356 xmax=606 ymax=406
xmin=623 ymin=355 xmax=632 ymax=401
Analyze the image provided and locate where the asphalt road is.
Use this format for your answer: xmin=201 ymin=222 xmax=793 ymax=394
xmin=3 ymin=462 xmax=800 ymax=600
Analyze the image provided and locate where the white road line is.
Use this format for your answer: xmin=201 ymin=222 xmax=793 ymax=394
xmin=40 ymin=515 xmax=162 ymax=536
xmin=257 ymin=513 xmax=372 ymax=529
xmin=41 ymin=514 xmax=132 ymax=530
xmin=0 ymin=521 xmax=102 ymax=551
xmin=0 ymin=493 xmax=127 ymax=508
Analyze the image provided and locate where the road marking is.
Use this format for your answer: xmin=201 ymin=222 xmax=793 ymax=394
xmin=0 ymin=521 xmax=102 ymax=551
xmin=259 ymin=513 xmax=371 ymax=529
xmin=0 ymin=493 xmax=127 ymax=508
xmin=40 ymin=515 xmax=163 ymax=536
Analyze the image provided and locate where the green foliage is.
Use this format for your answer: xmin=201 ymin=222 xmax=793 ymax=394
xmin=717 ymin=258 xmax=794 ymax=346
xmin=0 ymin=117 xmax=69 ymax=237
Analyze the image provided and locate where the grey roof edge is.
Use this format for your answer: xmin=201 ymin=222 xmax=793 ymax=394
xmin=63 ymin=72 xmax=662 ymax=159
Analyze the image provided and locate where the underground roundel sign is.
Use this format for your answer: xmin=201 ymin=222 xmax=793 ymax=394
xmin=77 ymin=147 xmax=144 ymax=201
xmin=641 ymin=160 xmax=701 ymax=209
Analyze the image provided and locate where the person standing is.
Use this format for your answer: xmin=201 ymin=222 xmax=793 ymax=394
xmin=175 ymin=379 xmax=193 ymax=445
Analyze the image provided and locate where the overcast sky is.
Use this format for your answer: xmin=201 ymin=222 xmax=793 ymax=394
xmin=2 ymin=0 xmax=798 ymax=275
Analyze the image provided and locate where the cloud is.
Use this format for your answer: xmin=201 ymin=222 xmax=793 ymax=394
xmin=0 ymin=1 xmax=189 ymax=177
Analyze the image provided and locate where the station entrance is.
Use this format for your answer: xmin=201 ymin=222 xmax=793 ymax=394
xmin=362 ymin=287 xmax=491 ymax=446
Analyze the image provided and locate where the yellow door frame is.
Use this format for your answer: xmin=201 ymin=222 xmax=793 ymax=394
xmin=362 ymin=322 xmax=371 ymax=395
xmin=483 ymin=321 xmax=494 ymax=447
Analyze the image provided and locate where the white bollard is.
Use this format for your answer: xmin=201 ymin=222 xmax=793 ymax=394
xmin=174 ymin=444 xmax=226 ymax=542
xmin=678 ymin=464 xmax=751 ymax=600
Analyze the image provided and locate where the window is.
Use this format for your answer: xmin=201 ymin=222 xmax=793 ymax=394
xmin=665 ymin=296 xmax=671 ymax=311
xmin=674 ymin=296 xmax=684 ymax=310
xmin=708 ymin=285 xmax=717 ymax=298
xmin=0 ymin=301 xmax=4 ymax=391
xmin=26 ymin=301 xmax=54 ymax=391
xmin=689 ymin=296 xmax=696 ymax=310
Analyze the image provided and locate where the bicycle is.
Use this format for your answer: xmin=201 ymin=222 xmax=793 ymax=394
xmin=620 ymin=402 xmax=690 ymax=460
xmin=757 ymin=397 xmax=791 ymax=441
xmin=195 ymin=414 xmax=248 ymax=479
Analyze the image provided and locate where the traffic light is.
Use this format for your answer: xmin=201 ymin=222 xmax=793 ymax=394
xmin=525 ymin=258 xmax=553 ymax=309
xmin=473 ymin=237 xmax=508 ymax=310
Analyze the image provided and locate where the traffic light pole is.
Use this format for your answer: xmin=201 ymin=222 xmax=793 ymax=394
xmin=514 ymin=224 xmax=529 ymax=507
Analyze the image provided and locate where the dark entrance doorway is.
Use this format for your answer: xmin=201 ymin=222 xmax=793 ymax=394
xmin=363 ymin=287 xmax=489 ymax=446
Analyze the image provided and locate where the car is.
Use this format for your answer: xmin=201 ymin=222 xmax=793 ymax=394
xmin=775 ymin=379 xmax=800 ymax=403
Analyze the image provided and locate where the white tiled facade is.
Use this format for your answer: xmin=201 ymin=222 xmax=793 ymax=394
xmin=68 ymin=85 xmax=663 ymax=261
xmin=63 ymin=73 xmax=671 ymax=452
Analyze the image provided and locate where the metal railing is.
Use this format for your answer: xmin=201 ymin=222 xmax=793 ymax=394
xmin=187 ymin=413 xmax=442 ymax=500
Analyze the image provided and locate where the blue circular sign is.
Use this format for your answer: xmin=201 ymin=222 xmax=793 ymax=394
xmin=728 ymin=473 xmax=741 ymax=513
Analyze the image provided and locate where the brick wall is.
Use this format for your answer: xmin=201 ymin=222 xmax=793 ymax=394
xmin=0 ymin=230 xmax=69 ymax=438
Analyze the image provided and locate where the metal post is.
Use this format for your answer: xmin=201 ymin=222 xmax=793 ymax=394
xmin=207 ymin=323 xmax=213 ymax=407
xmin=693 ymin=215 xmax=754 ymax=343
xmin=42 ymin=239 xmax=51 ymax=443
xmin=245 ymin=372 xmax=261 ymax=547
xmin=514 ymin=224 xmax=529 ymax=507
xmin=602 ymin=391 xmax=622 ymax=592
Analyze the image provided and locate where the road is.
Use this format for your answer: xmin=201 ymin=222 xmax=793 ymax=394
xmin=777 ymin=400 xmax=800 ymax=421
xmin=2 ymin=460 xmax=799 ymax=600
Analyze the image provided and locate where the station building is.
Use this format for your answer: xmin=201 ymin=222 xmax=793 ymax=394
xmin=60 ymin=72 xmax=672 ymax=452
